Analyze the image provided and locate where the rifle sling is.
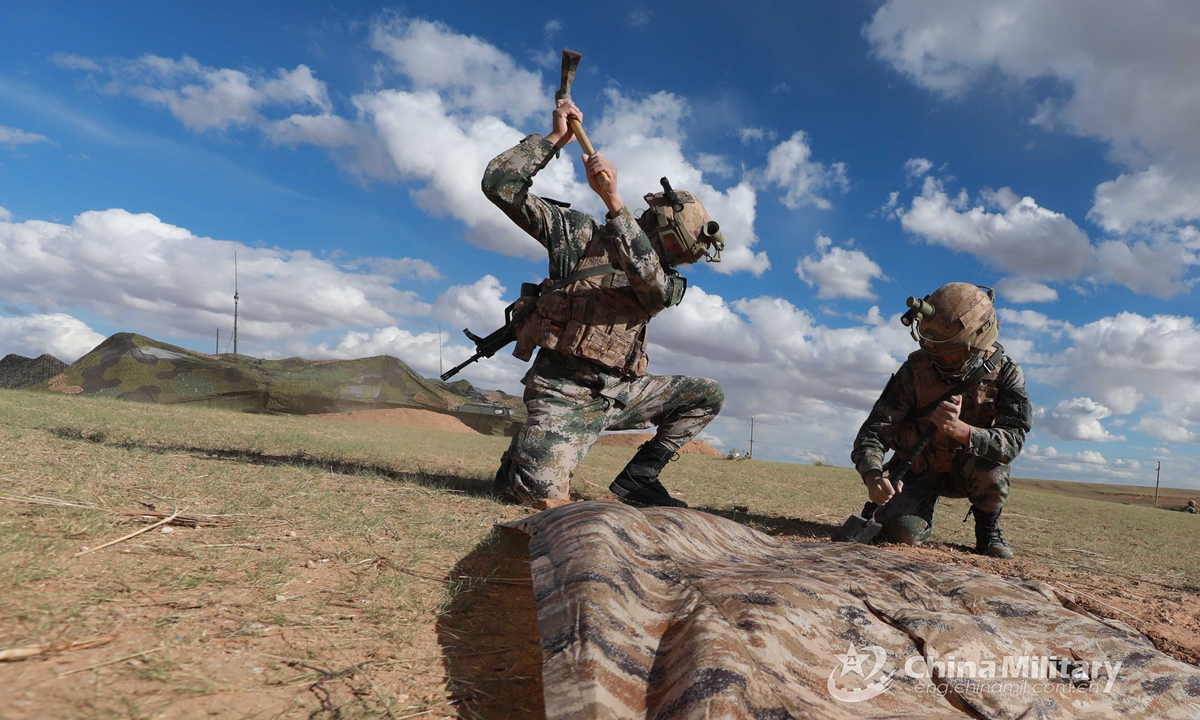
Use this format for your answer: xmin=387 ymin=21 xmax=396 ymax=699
xmin=506 ymin=263 xmax=622 ymax=327
xmin=903 ymin=346 xmax=1005 ymax=422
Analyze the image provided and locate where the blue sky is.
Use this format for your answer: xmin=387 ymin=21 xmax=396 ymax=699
xmin=2 ymin=1 xmax=1199 ymax=487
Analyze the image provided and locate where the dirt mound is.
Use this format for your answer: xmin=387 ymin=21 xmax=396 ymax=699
xmin=0 ymin=353 xmax=66 ymax=389
xmin=594 ymin=433 xmax=722 ymax=456
xmin=308 ymin=407 xmax=479 ymax=434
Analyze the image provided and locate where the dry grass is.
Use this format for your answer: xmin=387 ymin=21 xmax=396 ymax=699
xmin=0 ymin=388 xmax=1197 ymax=718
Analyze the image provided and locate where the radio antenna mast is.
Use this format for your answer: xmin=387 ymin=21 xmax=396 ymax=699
xmin=233 ymin=252 xmax=239 ymax=356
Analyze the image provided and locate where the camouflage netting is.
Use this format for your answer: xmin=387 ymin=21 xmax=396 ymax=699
xmin=36 ymin=333 xmax=525 ymax=434
xmin=506 ymin=503 xmax=1200 ymax=719
xmin=0 ymin=353 xmax=66 ymax=390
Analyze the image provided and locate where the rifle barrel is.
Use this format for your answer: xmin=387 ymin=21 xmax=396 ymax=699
xmin=441 ymin=352 xmax=483 ymax=381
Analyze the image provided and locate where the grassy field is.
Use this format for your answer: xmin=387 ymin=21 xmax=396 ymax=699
xmin=1 ymin=389 xmax=1197 ymax=719
xmin=1012 ymin=476 xmax=1196 ymax=509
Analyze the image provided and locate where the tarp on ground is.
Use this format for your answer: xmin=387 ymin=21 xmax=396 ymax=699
xmin=38 ymin=333 xmax=524 ymax=434
xmin=506 ymin=502 xmax=1200 ymax=719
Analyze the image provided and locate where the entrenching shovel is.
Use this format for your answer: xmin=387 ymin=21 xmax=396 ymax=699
xmin=556 ymin=49 xmax=611 ymax=191
xmin=833 ymin=417 xmax=942 ymax=543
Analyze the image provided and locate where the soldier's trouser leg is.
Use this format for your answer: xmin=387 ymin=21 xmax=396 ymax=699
xmin=876 ymin=472 xmax=943 ymax=546
xmin=500 ymin=381 xmax=611 ymax=503
xmin=953 ymin=454 xmax=1010 ymax=514
xmin=606 ymin=374 xmax=724 ymax=450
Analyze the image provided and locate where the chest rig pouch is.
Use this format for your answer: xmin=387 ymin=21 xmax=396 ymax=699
xmin=511 ymin=260 xmax=657 ymax=377
xmin=905 ymin=345 xmax=1004 ymax=474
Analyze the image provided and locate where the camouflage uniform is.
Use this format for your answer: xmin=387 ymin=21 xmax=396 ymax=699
xmin=851 ymin=345 xmax=1032 ymax=545
xmin=483 ymin=134 xmax=723 ymax=503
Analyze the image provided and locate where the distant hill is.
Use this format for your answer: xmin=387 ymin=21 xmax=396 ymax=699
xmin=0 ymin=353 xmax=67 ymax=389
xmin=36 ymin=333 xmax=524 ymax=435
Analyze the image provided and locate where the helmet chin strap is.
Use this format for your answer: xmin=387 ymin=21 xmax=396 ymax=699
xmin=935 ymin=350 xmax=985 ymax=382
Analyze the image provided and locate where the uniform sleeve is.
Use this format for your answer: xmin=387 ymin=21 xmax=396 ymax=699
xmin=851 ymin=364 xmax=919 ymax=477
xmin=604 ymin=206 xmax=675 ymax=313
xmin=963 ymin=358 xmax=1032 ymax=465
xmin=481 ymin=134 xmax=591 ymax=273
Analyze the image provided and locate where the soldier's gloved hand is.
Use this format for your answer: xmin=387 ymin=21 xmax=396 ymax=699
xmin=863 ymin=470 xmax=900 ymax=506
xmin=546 ymin=99 xmax=582 ymax=147
xmin=583 ymin=152 xmax=624 ymax=215
xmin=932 ymin=395 xmax=972 ymax=445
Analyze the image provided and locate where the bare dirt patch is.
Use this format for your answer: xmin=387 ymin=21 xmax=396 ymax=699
xmin=308 ymin=407 xmax=479 ymax=434
xmin=594 ymin=432 xmax=723 ymax=456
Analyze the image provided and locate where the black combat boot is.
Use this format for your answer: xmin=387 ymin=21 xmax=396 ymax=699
xmin=493 ymin=452 xmax=519 ymax=504
xmin=609 ymin=439 xmax=687 ymax=508
xmin=972 ymin=507 xmax=1014 ymax=559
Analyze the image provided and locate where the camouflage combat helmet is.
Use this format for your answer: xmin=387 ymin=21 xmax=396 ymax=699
xmin=641 ymin=177 xmax=724 ymax=266
xmin=901 ymin=282 xmax=999 ymax=375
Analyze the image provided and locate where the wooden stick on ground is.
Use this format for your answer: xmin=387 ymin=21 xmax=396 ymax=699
xmin=74 ymin=504 xmax=182 ymax=557
xmin=56 ymin=647 xmax=165 ymax=677
xmin=0 ymin=636 xmax=115 ymax=662
xmin=1053 ymin=582 xmax=1146 ymax=624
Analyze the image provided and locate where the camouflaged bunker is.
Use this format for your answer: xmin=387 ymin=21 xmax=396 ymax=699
xmin=38 ymin=333 xmax=523 ymax=435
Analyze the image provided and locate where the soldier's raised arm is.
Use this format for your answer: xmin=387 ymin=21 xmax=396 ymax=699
xmin=580 ymin=153 xmax=675 ymax=313
xmin=481 ymin=100 xmax=592 ymax=266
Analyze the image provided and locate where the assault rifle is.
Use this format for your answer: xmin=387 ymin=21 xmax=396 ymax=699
xmin=440 ymin=263 xmax=621 ymax=381
xmin=440 ymin=289 xmax=534 ymax=381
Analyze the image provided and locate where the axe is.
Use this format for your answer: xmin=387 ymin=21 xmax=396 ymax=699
xmin=556 ymin=49 xmax=611 ymax=191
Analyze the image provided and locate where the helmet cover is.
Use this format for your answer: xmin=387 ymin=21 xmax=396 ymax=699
xmin=642 ymin=182 xmax=724 ymax=266
xmin=909 ymin=282 xmax=1000 ymax=374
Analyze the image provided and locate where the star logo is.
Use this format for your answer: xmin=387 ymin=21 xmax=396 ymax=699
xmin=828 ymin=643 xmax=892 ymax=703
xmin=835 ymin=643 xmax=872 ymax=677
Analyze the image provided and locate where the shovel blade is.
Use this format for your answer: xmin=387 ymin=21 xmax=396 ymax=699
xmin=833 ymin=513 xmax=883 ymax=544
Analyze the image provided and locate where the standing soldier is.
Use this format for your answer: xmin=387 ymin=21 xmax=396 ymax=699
xmin=851 ymin=283 xmax=1032 ymax=558
xmin=481 ymin=99 xmax=725 ymax=508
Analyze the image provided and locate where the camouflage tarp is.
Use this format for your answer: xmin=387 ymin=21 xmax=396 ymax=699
xmin=0 ymin=353 xmax=66 ymax=389
xmin=506 ymin=502 xmax=1200 ymax=719
xmin=37 ymin=333 xmax=524 ymax=434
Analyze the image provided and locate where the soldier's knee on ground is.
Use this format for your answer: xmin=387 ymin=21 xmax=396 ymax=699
xmin=881 ymin=514 xmax=932 ymax=546
xmin=699 ymin=379 xmax=724 ymax=411
xmin=497 ymin=453 xmax=570 ymax=505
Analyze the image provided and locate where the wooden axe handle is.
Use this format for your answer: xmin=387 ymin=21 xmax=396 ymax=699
xmin=568 ymin=119 xmax=611 ymax=191
xmin=557 ymin=49 xmax=611 ymax=192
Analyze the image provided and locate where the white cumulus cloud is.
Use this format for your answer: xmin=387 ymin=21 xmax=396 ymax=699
xmin=796 ymin=234 xmax=884 ymax=300
xmin=899 ymin=179 xmax=1094 ymax=281
xmin=1034 ymin=397 xmax=1123 ymax=442
xmin=1037 ymin=312 xmax=1200 ymax=424
xmin=763 ymin=130 xmax=849 ymax=211
xmin=0 ymin=208 xmax=431 ymax=349
xmin=866 ymin=0 xmax=1200 ymax=232
xmin=995 ymin=277 xmax=1058 ymax=304
xmin=0 ymin=312 xmax=105 ymax=362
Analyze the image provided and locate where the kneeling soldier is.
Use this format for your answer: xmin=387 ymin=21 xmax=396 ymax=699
xmin=851 ymin=283 xmax=1032 ymax=558
xmin=481 ymin=98 xmax=725 ymax=508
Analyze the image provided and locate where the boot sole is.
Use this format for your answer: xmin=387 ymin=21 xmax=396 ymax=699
xmin=608 ymin=481 xmax=687 ymax=508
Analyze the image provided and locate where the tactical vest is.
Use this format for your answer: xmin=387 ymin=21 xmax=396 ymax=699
xmin=512 ymin=254 xmax=652 ymax=377
xmin=904 ymin=346 xmax=1001 ymax=474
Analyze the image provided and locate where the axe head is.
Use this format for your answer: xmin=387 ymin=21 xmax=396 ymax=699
xmin=833 ymin=513 xmax=883 ymax=544
xmin=556 ymin=49 xmax=582 ymax=101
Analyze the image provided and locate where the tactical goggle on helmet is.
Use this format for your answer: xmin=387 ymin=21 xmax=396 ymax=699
xmin=901 ymin=283 xmax=1000 ymax=373
xmin=642 ymin=177 xmax=724 ymax=266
